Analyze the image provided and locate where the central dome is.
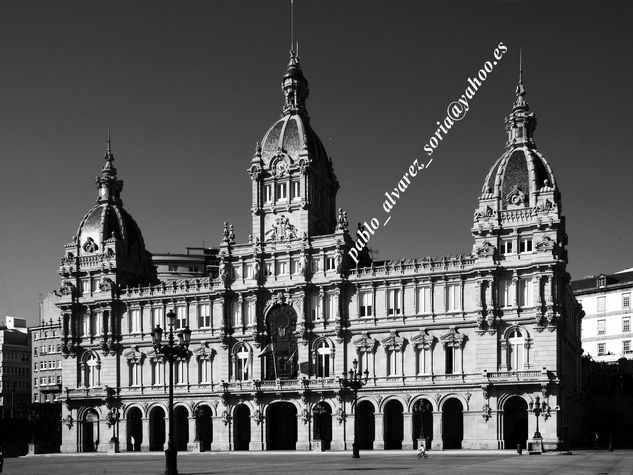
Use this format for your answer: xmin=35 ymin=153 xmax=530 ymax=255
xmin=259 ymin=113 xmax=328 ymax=165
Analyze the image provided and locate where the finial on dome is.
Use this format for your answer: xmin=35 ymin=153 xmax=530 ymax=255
xmin=513 ymin=49 xmax=529 ymax=112
xmin=107 ymin=122 xmax=112 ymax=153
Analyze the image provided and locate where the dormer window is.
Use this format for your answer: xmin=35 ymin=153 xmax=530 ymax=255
xmin=597 ymin=276 xmax=606 ymax=288
xmin=276 ymin=183 xmax=287 ymax=202
xmin=291 ymin=181 xmax=300 ymax=200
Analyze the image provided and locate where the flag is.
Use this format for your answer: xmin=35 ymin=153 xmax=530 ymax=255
xmin=258 ymin=343 xmax=272 ymax=357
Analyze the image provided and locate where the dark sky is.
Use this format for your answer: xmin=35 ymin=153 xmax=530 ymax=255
xmin=1 ymin=0 xmax=632 ymax=325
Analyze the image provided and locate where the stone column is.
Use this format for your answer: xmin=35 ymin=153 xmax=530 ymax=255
xmin=213 ymin=415 xmax=231 ymax=451
xmin=141 ymin=417 xmax=150 ymax=451
xmin=431 ymin=411 xmax=443 ymax=450
xmin=373 ymin=412 xmax=384 ymax=450
xmin=402 ymin=411 xmax=414 ymax=449
xmin=296 ymin=413 xmax=310 ymax=450
xmin=249 ymin=413 xmax=264 ymax=451
xmin=344 ymin=412 xmax=355 ymax=452
xmin=331 ymin=410 xmax=346 ymax=451
xmin=163 ymin=416 xmax=170 ymax=451
xmin=186 ymin=416 xmax=196 ymax=451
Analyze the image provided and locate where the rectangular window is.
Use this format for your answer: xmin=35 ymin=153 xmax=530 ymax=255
xmin=129 ymin=309 xmax=141 ymax=334
xmin=519 ymin=278 xmax=533 ymax=307
xmin=597 ymin=319 xmax=606 ymax=335
xmin=623 ymin=293 xmax=631 ymax=309
xmin=291 ymin=181 xmax=300 ymax=200
xmin=231 ymin=301 xmax=240 ymax=328
xmin=152 ymin=361 xmax=164 ymax=386
xmin=245 ymin=264 xmax=253 ymax=279
xmin=501 ymin=240 xmax=513 ymax=255
xmin=312 ymin=258 xmax=320 ymax=273
xmin=623 ymin=340 xmax=632 ymax=354
xmin=311 ymin=295 xmax=321 ymax=321
xmin=447 ymin=284 xmax=461 ymax=312
xmin=266 ymin=262 xmax=273 ymax=277
xmin=597 ymin=342 xmax=606 ymax=356
xmin=276 ymin=183 xmax=287 ymax=202
xmin=498 ymin=279 xmax=512 ymax=308
xmin=519 ymin=238 xmax=533 ymax=253
xmin=244 ymin=300 xmax=254 ymax=326
xmin=129 ymin=363 xmax=140 ymax=387
xmin=198 ymin=304 xmax=211 ymax=328
xmin=326 ymin=257 xmax=336 ymax=271
xmin=80 ymin=279 xmax=90 ymax=295
xmin=291 ymin=259 xmax=299 ymax=275
xmin=387 ymin=289 xmax=401 ymax=315
xmin=168 ymin=265 xmax=178 ymax=272
xmin=417 ymin=287 xmax=431 ymax=314
xmin=277 ymin=261 xmax=288 ymax=275
xmin=623 ymin=317 xmax=631 ymax=333
xmin=175 ymin=360 xmax=187 ymax=385
xmin=175 ymin=306 xmax=187 ymax=330
xmin=386 ymin=349 xmax=398 ymax=376
xmin=264 ymin=185 xmax=272 ymax=203
xmin=597 ymin=296 xmax=606 ymax=313
xmin=359 ymin=291 xmax=373 ymax=317
xmin=152 ymin=307 xmax=164 ymax=329
xmin=445 ymin=347 xmax=454 ymax=374
xmin=324 ymin=294 xmax=335 ymax=321
xmin=199 ymin=359 xmax=211 ymax=383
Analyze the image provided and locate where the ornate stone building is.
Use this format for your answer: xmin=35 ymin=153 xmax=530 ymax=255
xmin=56 ymin=49 xmax=583 ymax=453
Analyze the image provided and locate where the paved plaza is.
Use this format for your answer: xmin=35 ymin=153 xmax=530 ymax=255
xmin=2 ymin=450 xmax=632 ymax=475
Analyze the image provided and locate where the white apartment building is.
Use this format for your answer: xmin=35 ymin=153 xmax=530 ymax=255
xmin=571 ymin=269 xmax=633 ymax=362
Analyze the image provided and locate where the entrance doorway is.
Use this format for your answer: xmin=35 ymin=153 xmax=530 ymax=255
xmin=126 ymin=407 xmax=142 ymax=451
xmin=234 ymin=405 xmax=251 ymax=451
xmin=356 ymin=401 xmax=375 ymax=450
xmin=82 ymin=410 xmax=99 ymax=452
xmin=312 ymin=402 xmax=332 ymax=450
xmin=267 ymin=402 xmax=297 ymax=450
xmin=149 ymin=407 xmax=166 ymax=451
xmin=442 ymin=398 xmax=463 ymax=449
xmin=503 ymin=396 xmax=528 ymax=449
xmin=384 ymin=400 xmax=404 ymax=449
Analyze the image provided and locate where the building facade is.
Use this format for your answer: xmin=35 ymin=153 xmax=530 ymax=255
xmin=32 ymin=294 xmax=63 ymax=404
xmin=55 ymin=50 xmax=583 ymax=453
xmin=0 ymin=316 xmax=31 ymax=418
xmin=572 ymin=270 xmax=633 ymax=362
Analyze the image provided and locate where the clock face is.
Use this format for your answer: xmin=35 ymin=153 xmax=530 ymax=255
xmin=275 ymin=160 xmax=288 ymax=175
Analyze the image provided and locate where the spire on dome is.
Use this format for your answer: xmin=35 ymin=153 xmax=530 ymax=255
xmin=505 ymin=52 xmax=536 ymax=148
xmin=281 ymin=44 xmax=309 ymax=117
xmin=96 ymin=127 xmax=123 ymax=204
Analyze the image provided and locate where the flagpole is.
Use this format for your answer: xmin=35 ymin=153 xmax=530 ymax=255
xmin=272 ymin=335 xmax=278 ymax=379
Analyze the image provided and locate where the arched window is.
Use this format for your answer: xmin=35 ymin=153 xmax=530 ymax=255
xmin=234 ymin=344 xmax=251 ymax=381
xmin=81 ymin=352 xmax=100 ymax=388
xmin=314 ymin=340 xmax=332 ymax=378
xmin=507 ymin=329 xmax=524 ymax=370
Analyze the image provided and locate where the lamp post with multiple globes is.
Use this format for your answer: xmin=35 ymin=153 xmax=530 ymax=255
xmin=339 ymin=359 xmax=369 ymax=458
xmin=152 ymin=309 xmax=191 ymax=475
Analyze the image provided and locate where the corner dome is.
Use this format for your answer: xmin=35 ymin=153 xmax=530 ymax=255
xmin=481 ymin=147 xmax=557 ymax=209
xmin=75 ymin=201 xmax=147 ymax=259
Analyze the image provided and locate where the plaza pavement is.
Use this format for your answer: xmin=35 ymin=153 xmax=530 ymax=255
xmin=3 ymin=449 xmax=633 ymax=475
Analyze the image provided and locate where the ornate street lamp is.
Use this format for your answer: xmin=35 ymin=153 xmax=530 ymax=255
xmin=528 ymin=395 xmax=548 ymax=439
xmin=152 ymin=309 xmax=191 ymax=475
xmin=339 ymin=359 xmax=369 ymax=458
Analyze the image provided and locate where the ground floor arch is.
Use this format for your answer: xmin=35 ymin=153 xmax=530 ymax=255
xmin=503 ymin=396 xmax=528 ymax=450
xmin=384 ymin=400 xmax=404 ymax=449
xmin=174 ymin=406 xmax=189 ymax=451
xmin=356 ymin=401 xmax=375 ymax=450
xmin=267 ymin=402 xmax=297 ymax=450
xmin=234 ymin=404 xmax=251 ymax=451
xmin=196 ymin=405 xmax=213 ymax=451
xmin=412 ymin=399 xmax=433 ymax=449
xmin=312 ymin=402 xmax=332 ymax=450
xmin=126 ymin=407 xmax=142 ymax=451
xmin=149 ymin=407 xmax=166 ymax=451
xmin=81 ymin=409 xmax=99 ymax=453
xmin=442 ymin=398 xmax=463 ymax=449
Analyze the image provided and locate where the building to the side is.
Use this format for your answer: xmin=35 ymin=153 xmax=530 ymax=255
xmin=0 ymin=316 xmax=31 ymax=418
xmin=32 ymin=294 xmax=63 ymax=404
xmin=153 ymin=247 xmax=219 ymax=281
xmin=54 ymin=48 xmax=583 ymax=454
xmin=571 ymin=269 xmax=633 ymax=362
